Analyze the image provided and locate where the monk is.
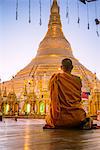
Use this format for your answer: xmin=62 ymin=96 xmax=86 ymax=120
xmin=43 ymin=58 xmax=87 ymax=129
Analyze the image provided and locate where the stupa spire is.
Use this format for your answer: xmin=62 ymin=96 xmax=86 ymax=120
xmin=46 ymin=0 xmax=63 ymax=38
xmin=36 ymin=0 xmax=74 ymax=59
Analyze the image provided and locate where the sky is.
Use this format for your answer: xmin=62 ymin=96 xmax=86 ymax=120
xmin=0 ymin=0 xmax=100 ymax=82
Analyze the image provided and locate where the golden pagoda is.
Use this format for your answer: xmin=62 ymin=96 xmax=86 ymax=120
xmin=1 ymin=0 xmax=100 ymax=117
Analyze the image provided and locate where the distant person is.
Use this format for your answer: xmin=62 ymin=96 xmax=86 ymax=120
xmin=43 ymin=58 xmax=88 ymax=129
xmin=15 ymin=112 xmax=18 ymax=121
xmin=0 ymin=112 xmax=2 ymax=121
xmin=15 ymin=117 xmax=17 ymax=121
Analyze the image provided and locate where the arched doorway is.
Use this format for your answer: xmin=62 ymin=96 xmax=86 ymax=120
xmin=4 ymin=103 xmax=9 ymax=115
xmin=39 ymin=101 xmax=45 ymax=115
xmin=26 ymin=103 xmax=31 ymax=114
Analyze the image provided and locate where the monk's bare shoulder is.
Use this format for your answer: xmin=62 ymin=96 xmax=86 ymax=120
xmin=72 ymin=75 xmax=82 ymax=83
xmin=76 ymin=76 xmax=81 ymax=81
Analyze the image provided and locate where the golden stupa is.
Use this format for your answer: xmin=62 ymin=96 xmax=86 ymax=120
xmin=1 ymin=0 xmax=100 ymax=116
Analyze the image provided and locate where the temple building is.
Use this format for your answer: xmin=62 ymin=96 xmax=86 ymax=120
xmin=0 ymin=0 xmax=100 ymax=117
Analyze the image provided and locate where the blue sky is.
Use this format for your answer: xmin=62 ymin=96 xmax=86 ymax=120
xmin=0 ymin=0 xmax=100 ymax=82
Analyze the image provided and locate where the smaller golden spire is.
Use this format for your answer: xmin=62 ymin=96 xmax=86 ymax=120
xmin=3 ymin=87 xmax=7 ymax=97
xmin=23 ymin=84 xmax=27 ymax=97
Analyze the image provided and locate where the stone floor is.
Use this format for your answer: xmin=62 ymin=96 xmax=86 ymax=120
xmin=0 ymin=118 xmax=100 ymax=150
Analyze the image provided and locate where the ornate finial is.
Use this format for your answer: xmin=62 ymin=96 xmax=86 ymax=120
xmin=46 ymin=0 xmax=63 ymax=38
xmin=51 ymin=0 xmax=59 ymax=14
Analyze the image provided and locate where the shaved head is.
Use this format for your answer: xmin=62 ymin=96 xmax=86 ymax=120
xmin=61 ymin=58 xmax=73 ymax=72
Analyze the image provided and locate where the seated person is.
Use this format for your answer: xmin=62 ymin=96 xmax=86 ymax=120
xmin=43 ymin=58 xmax=87 ymax=129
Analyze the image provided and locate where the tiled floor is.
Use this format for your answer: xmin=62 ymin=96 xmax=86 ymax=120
xmin=0 ymin=118 xmax=100 ymax=150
